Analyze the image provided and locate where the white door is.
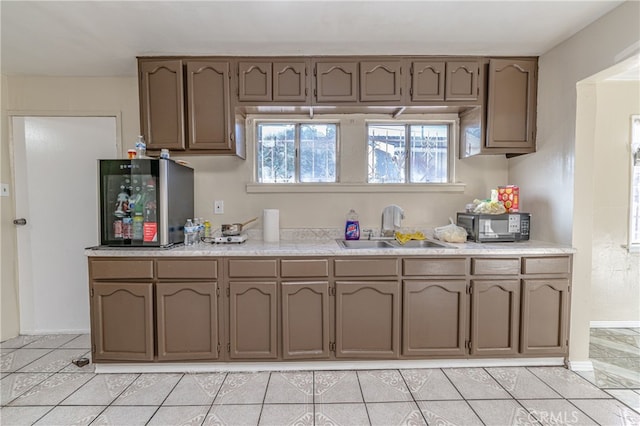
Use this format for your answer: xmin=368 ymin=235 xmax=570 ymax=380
xmin=12 ymin=116 xmax=118 ymax=334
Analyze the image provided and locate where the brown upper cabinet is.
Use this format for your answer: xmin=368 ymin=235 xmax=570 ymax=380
xmin=238 ymin=60 xmax=309 ymax=103
xmin=359 ymin=60 xmax=403 ymax=102
xmin=314 ymin=60 xmax=359 ymax=103
xmin=409 ymin=59 xmax=480 ymax=103
xmin=138 ymin=58 xmax=245 ymax=157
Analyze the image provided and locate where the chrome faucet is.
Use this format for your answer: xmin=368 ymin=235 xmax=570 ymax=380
xmin=381 ymin=204 xmax=405 ymax=237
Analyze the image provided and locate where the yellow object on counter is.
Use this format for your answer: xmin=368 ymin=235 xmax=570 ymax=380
xmin=395 ymin=231 xmax=426 ymax=245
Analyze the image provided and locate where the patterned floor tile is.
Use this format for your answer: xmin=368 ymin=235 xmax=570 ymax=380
xmin=0 ymin=349 xmax=51 ymax=373
xmin=528 ymin=367 xmax=612 ymax=399
xmin=203 ymin=404 xmax=262 ymax=426
xmin=60 ymin=334 xmax=91 ymax=349
xmin=33 ymin=405 xmax=104 ymax=425
xmin=468 ymin=399 xmax=540 ymax=426
xmin=486 ymin=367 xmax=561 ymax=399
xmin=366 ymin=401 xmax=426 ymax=426
xmin=520 ymin=399 xmax=598 ymax=426
xmin=417 ymin=400 xmax=483 ymax=425
xmin=258 ymin=403 xmax=313 ymax=426
xmin=443 ymin=368 xmax=511 ymax=399
xmin=571 ymin=398 xmax=640 ymax=425
xmin=163 ymin=373 xmax=225 ymax=406
xmin=147 ymin=405 xmax=209 ymax=426
xmin=16 ymin=349 xmax=88 ymax=373
xmin=606 ymin=389 xmax=640 ymax=412
xmin=358 ymin=370 xmax=412 ymax=402
xmin=90 ymin=405 xmax=158 ymax=426
xmin=213 ymin=371 xmax=269 ymax=404
xmin=60 ymin=373 xmax=138 ymax=405
xmin=23 ymin=334 xmax=79 ymax=349
xmin=314 ymin=403 xmax=369 ymax=426
xmin=0 ymin=406 xmax=54 ymax=425
xmin=111 ymin=373 xmax=181 ymax=406
xmin=314 ymin=370 xmax=363 ymax=403
xmin=9 ymin=373 xmax=94 ymax=406
xmin=1 ymin=372 xmax=52 ymax=405
xmin=0 ymin=335 xmax=42 ymax=349
xmin=401 ymin=368 xmax=463 ymax=400
xmin=264 ymin=371 xmax=313 ymax=404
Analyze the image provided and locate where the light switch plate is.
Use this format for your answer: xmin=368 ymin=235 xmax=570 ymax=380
xmin=1 ymin=183 xmax=9 ymax=197
xmin=214 ymin=200 xmax=224 ymax=214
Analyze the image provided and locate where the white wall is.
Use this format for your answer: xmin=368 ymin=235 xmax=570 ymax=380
xmin=590 ymin=81 xmax=640 ymax=322
xmin=508 ymin=0 xmax=640 ymax=366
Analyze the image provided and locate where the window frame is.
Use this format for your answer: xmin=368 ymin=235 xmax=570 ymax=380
xmin=253 ymin=119 xmax=341 ymax=184
xmin=629 ymin=114 xmax=640 ymax=252
xmin=365 ymin=118 xmax=457 ymax=185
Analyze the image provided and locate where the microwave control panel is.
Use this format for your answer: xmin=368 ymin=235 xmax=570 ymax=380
xmin=508 ymin=214 xmax=521 ymax=233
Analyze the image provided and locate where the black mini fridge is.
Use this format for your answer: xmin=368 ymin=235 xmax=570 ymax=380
xmin=99 ymin=159 xmax=194 ymax=247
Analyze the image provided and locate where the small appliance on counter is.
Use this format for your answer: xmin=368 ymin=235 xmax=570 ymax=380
xmin=99 ymin=158 xmax=194 ymax=247
xmin=213 ymin=234 xmax=248 ymax=244
xmin=456 ymin=212 xmax=530 ymax=242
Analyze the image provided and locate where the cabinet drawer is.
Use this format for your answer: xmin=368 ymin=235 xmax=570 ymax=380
xmin=334 ymin=258 xmax=398 ymax=277
xmin=281 ymin=259 xmax=329 ymax=277
xmin=403 ymin=258 xmax=467 ymax=276
xmin=90 ymin=259 xmax=154 ymax=280
xmin=522 ymin=257 xmax=571 ymax=275
xmin=157 ymin=259 xmax=217 ymax=279
xmin=471 ymin=258 xmax=520 ymax=275
xmin=228 ymin=259 xmax=278 ymax=278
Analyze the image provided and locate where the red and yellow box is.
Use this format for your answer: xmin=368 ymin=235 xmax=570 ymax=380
xmin=498 ymin=185 xmax=519 ymax=212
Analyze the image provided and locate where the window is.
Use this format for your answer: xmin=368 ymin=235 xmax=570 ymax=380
xmin=367 ymin=123 xmax=450 ymax=183
xmin=256 ymin=122 xmax=337 ymax=183
xmin=630 ymin=115 xmax=640 ymax=248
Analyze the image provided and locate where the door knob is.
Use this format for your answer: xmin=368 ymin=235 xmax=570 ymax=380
xmin=13 ymin=218 xmax=27 ymax=226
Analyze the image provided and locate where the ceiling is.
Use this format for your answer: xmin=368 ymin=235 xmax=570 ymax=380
xmin=0 ymin=0 xmax=626 ymax=77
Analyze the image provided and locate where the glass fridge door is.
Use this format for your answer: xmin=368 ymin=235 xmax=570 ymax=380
xmin=100 ymin=160 xmax=159 ymax=246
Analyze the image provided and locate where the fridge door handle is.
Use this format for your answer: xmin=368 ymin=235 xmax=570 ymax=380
xmin=13 ymin=218 xmax=27 ymax=226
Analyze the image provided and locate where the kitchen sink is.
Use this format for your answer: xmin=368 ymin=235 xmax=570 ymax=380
xmin=389 ymin=239 xmax=451 ymax=249
xmin=336 ymin=240 xmax=394 ymax=249
xmin=336 ymin=239 xmax=454 ymax=249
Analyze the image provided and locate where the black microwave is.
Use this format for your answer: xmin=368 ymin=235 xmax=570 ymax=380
xmin=456 ymin=212 xmax=530 ymax=242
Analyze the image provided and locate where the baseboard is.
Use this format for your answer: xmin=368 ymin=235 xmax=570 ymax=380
xmin=20 ymin=329 xmax=91 ymax=335
xmin=590 ymin=321 xmax=640 ymax=328
xmin=95 ymin=357 xmax=566 ymax=374
xmin=567 ymin=360 xmax=594 ymax=372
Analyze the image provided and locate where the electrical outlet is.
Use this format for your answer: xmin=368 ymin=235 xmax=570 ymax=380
xmin=1 ymin=183 xmax=9 ymax=197
xmin=214 ymin=200 xmax=224 ymax=214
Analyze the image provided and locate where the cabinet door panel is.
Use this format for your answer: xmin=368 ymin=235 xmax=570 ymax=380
xmin=410 ymin=61 xmax=445 ymax=101
xmin=315 ymin=62 xmax=358 ymax=103
xmin=486 ymin=59 xmax=536 ymax=150
xmin=156 ymin=282 xmax=219 ymax=361
xmin=446 ymin=61 xmax=479 ymax=101
xmin=186 ymin=61 xmax=232 ymax=151
xmin=238 ymin=62 xmax=272 ymax=101
xmin=335 ymin=281 xmax=400 ymax=358
xmin=139 ymin=60 xmax=185 ymax=150
xmin=274 ymin=62 xmax=308 ymax=102
xmin=521 ymin=279 xmax=569 ymax=355
xmin=360 ymin=61 xmax=402 ymax=102
xmin=471 ymin=279 xmax=520 ymax=356
xmin=403 ymin=280 xmax=467 ymax=357
xmin=91 ymin=282 xmax=154 ymax=361
xmin=229 ymin=281 xmax=278 ymax=359
xmin=282 ymin=282 xmax=330 ymax=359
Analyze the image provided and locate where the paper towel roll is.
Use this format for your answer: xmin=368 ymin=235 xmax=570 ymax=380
xmin=263 ymin=209 xmax=280 ymax=242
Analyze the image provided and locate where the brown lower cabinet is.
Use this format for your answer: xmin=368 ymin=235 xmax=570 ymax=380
xmin=228 ymin=281 xmax=278 ymax=359
xmin=88 ymin=254 xmax=571 ymax=363
xmin=403 ymin=280 xmax=467 ymax=357
xmin=335 ymin=281 xmax=400 ymax=358
xmin=470 ymin=279 xmax=520 ymax=356
xmin=91 ymin=282 xmax=154 ymax=362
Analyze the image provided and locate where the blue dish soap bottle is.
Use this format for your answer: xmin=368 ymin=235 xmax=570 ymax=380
xmin=345 ymin=209 xmax=360 ymax=240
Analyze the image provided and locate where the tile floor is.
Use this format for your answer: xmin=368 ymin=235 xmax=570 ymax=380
xmin=0 ymin=331 xmax=638 ymax=425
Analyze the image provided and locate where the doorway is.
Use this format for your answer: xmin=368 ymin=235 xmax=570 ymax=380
xmin=12 ymin=116 xmax=118 ymax=333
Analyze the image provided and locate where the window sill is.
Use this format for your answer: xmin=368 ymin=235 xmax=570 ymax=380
xmin=246 ymin=183 xmax=466 ymax=194
xmin=626 ymin=244 xmax=640 ymax=254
